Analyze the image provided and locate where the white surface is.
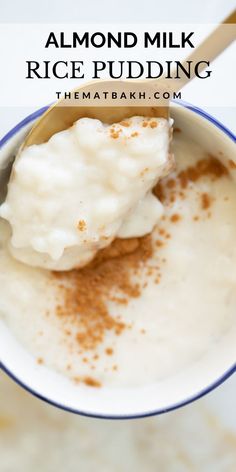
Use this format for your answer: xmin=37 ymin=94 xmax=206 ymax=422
xmin=0 ymin=1 xmax=236 ymax=120
xmin=0 ymin=369 xmax=236 ymax=471
xmin=1 ymin=0 xmax=235 ymax=23
xmin=1 ymin=22 xmax=235 ymax=109
xmin=0 ymin=0 xmax=235 ymax=132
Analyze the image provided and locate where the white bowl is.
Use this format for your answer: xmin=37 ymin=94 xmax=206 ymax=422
xmin=0 ymin=102 xmax=235 ymax=419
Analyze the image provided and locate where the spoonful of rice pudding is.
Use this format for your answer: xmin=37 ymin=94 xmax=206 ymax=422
xmin=0 ymin=115 xmax=173 ymax=270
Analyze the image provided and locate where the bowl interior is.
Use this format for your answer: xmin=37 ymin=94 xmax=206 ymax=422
xmin=0 ymin=103 xmax=235 ymax=418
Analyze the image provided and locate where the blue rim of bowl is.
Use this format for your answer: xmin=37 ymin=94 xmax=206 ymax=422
xmin=0 ymin=100 xmax=235 ymax=420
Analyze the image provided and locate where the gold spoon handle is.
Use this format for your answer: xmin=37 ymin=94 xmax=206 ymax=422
xmin=174 ymin=9 xmax=236 ymax=91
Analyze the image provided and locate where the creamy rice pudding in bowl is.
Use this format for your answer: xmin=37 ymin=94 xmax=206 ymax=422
xmin=0 ymin=102 xmax=235 ymax=418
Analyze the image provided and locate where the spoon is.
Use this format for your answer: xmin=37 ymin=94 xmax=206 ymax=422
xmin=22 ymin=9 xmax=236 ymax=148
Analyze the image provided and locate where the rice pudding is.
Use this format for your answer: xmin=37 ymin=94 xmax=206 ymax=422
xmin=0 ymin=116 xmax=172 ymax=270
xmin=0 ymin=121 xmax=235 ymax=388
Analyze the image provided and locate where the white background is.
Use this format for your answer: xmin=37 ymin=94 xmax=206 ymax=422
xmin=2 ymin=23 xmax=234 ymax=108
xmin=0 ymin=0 xmax=235 ymax=134
xmin=0 ymin=0 xmax=235 ymax=434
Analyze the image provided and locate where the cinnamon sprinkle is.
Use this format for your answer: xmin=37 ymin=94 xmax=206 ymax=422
xmin=170 ymin=213 xmax=181 ymax=223
xmin=110 ymin=131 xmax=119 ymax=139
xmin=77 ymin=220 xmax=86 ymax=232
xmin=83 ymin=376 xmax=101 ymax=387
xmin=51 ymin=154 xmax=229 ymax=385
xmin=178 ymin=155 xmax=228 ymax=190
xmin=153 ymin=181 xmax=165 ymax=202
xmin=228 ymin=159 xmax=236 ymax=169
xmin=167 ymin=179 xmax=176 ymax=189
xmin=150 ymin=121 xmax=158 ymax=128
xmin=201 ymin=193 xmax=211 ymax=210
xmin=153 ymin=155 xmax=229 ymax=204
xmin=37 ymin=357 xmax=44 ymax=365
xmin=53 ymin=236 xmax=153 ymax=351
xmin=120 ymin=121 xmax=130 ymax=127
xmin=105 ymin=347 xmax=114 ymax=355
xmin=74 ymin=376 xmax=101 ymax=388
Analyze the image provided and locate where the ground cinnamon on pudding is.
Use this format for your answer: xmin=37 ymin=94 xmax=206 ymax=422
xmin=170 ymin=213 xmax=181 ymax=223
xmin=201 ymin=193 xmax=212 ymax=210
xmin=51 ymin=154 xmax=230 ymax=388
xmin=154 ymin=181 xmax=166 ymax=202
xmin=105 ymin=347 xmax=114 ymax=355
xmin=154 ymin=155 xmax=229 ymax=204
xmin=228 ymin=159 xmax=236 ymax=169
xmin=77 ymin=220 xmax=86 ymax=231
xmin=178 ymin=155 xmax=228 ymax=189
xmin=53 ymin=236 xmax=153 ymax=351
xmin=150 ymin=121 xmax=158 ymax=128
xmin=37 ymin=357 xmax=44 ymax=365
xmin=110 ymin=131 xmax=119 ymax=139
xmin=73 ymin=376 xmax=101 ymax=388
xmin=120 ymin=121 xmax=130 ymax=127
xmin=173 ymin=127 xmax=181 ymax=133
xmin=83 ymin=377 xmax=101 ymax=387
